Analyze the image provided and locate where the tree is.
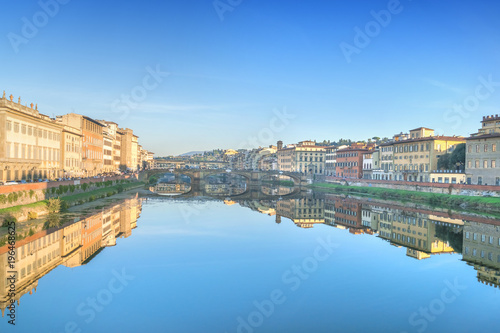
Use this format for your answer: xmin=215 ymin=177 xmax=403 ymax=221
xmin=437 ymin=143 xmax=466 ymax=170
xmin=437 ymin=154 xmax=451 ymax=170
xmin=119 ymin=164 xmax=128 ymax=172
xmin=449 ymin=143 xmax=466 ymax=170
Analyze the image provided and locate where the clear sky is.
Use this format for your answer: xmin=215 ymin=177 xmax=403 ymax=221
xmin=2 ymin=0 xmax=500 ymax=156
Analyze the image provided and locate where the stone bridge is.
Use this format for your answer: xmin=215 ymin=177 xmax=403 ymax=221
xmin=143 ymin=169 xmax=308 ymax=186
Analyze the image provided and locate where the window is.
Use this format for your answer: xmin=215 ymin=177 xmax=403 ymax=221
xmin=493 ymin=160 xmax=496 ymax=168
xmin=493 ymin=144 xmax=497 ymax=152
xmin=14 ymin=122 xmax=19 ymax=132
xmin=476 ymin=145 xmax=479 ymax=153
xmin=484 ymin=160 xmax=488 ymax=168
xmin=468 ymin=145 xmax=472 ymax=153
xmin=484 ymin=144 xmax=488 ymax=152
xmin=475 ymin=160 xmax=480 ymax=168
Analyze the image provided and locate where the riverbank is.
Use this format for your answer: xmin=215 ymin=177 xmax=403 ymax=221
xmin=310 ymin=182 xmax=500 ymax=213
xmin=0 ymin=181 xmax=145 ymax=223
xmin=60 ymin=181 xmax=145 ymax=208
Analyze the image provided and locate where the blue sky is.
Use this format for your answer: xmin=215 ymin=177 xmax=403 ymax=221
xmin=2 ymin=0 xmax=500 ymax=155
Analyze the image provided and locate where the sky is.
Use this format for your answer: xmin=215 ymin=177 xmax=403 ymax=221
xmin=2 ymin=0 xmax=500 ymax=156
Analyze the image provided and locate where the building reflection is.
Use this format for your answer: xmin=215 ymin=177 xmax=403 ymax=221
xmin=150 ymin=182 xmax=191 ymax=195
xmin=223 ymin=192 xmax=500 ymax=288
xmin=0 ymin=194 xmax=143 ymax=316
xmin=276 ymin=198 xmax=325 ymax=228
xmin=463 ymin=222 xmax=500 ymax=288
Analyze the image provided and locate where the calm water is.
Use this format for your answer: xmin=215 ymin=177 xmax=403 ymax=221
xmin=1 ymin=187 xmax=500 ymax=333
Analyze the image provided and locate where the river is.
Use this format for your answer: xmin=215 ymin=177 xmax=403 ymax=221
xmin=0 ymin=185 xmax=499 ymax=333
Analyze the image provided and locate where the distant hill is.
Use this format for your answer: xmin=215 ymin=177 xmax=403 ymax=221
xmin=179 ymin=151 xmax=205 ymax=157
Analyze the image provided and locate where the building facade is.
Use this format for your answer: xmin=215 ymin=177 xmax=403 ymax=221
xmin=118 ymin=128 xmax=140 ymax=171
xmin=57 ymin=113 xmax=104 ymax=177
xmin=465 ymin=115 xmax=500 ymax=185
xmin=378 ymin=142 xmax=394 ymax=180
xmin=335 ymin=144 xmax=369 ymax=179
xmin=277 ymin=140 xmax=326 ymax=175
xmin=392 ymin=128 xmax=465 ymax=182
xmin=1 ymin=94 xmax=63 ymax=181
xmin=61 ymin=125 xmax=83 ymax=178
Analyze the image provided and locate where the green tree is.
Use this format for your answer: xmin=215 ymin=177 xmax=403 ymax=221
xmin=47 ymin=198 xmax=61 ymax=213
xmin=119 ymin=164 xmax=128 ymax=172
xmin=437 ymin=154 xmax=451 ymax=170
xmin=449 ymin=143 xmax=466 ymax=170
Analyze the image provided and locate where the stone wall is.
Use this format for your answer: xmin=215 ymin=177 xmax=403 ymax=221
xmin=0 ymin=175 xmax=137 ymax=210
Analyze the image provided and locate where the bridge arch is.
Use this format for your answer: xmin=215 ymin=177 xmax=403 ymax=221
xmin=144 ymin=169 xmax=305 ymax=186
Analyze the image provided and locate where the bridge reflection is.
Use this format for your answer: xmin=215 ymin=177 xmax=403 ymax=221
xmin=149 ymin=171 xmax=302 ymax=199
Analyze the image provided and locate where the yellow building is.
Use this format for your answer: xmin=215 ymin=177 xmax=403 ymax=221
xmin=61 ymin=125 xmax=83 ymax=178
xmin=277 ymin=140 xmax=326 ymax=175
xmin=0 ymin=93 xmax=63 ymax=181
xmin=392 ymin=127 xmax=465 ymax=182
xmin=429 ymin=170 xmax=466 ymax=184
xmin=118 ymin=128 xmax=140 ymax=171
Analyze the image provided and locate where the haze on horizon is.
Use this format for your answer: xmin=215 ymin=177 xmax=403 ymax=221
xmin=2 ymin=0 xmax=500 ymax=156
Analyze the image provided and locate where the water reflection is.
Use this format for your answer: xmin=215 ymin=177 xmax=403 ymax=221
xmin=151 ymin=182 xmax=191 ymax=196
xmin=2 ymin=186 xmax=500 ymax=328
xmin=150 ymin=173 xmax=192 ymax=196
xmin=204 ymin=191 xmax=500 ymax=289
xmin=0 ymin=194 xmax=143 ymax=317
xmin=260 ymin=184 xmax=295 ymax=196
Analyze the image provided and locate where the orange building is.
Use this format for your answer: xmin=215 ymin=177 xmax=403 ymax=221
xmin=335 ymin=144 xmax=371 ymax=179
xmin=81 ymin=213 xmax=103 ymax=263
xmin=57 ymin=113 xmax=104 ymax=176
